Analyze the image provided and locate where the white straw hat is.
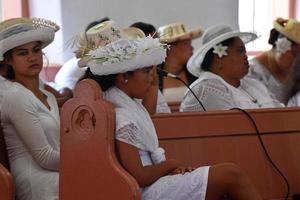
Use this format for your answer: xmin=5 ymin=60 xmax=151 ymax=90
xmin=187 ymin=25 xmax=257 ymax=77
xmin=75 ymin=20 xmax=146 ymax=67
xmin=0 ymin=17 xmax=59 ymax=61
xmin=87 ymin=36 xmax=167 ymax=76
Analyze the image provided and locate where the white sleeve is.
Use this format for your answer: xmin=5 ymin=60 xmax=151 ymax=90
xmin=181 ymin=79 xmax=236 ymax=111
xmin=3 ymin=91 xmax=59 ymax=170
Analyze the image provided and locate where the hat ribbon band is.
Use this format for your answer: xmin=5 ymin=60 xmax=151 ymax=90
xmin=0 ymin=24 xmax=33 ymax=40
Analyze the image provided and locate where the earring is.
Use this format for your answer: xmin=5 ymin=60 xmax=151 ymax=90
xmin=124 ymin=79 xmax=128 ymax=83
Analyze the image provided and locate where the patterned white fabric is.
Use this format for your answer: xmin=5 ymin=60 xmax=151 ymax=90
xmin=1 ymin=83 xmax=60 ymax=200
xmin=105 ymin=86 xmax=209 ymax=200
xmin=287 ymin=91 xmax=300 ymax=106
xmin=247 ymin=58 xmax=285 ymax=102
xmin=104 ymin=87 xmax=166 ymax=163
xmin=180 ymin=72 xmax=283 ymax=112
xmin=156 ymin=90 xmax=171 ymax=113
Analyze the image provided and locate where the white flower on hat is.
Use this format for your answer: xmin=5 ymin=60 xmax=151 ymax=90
xmin=87 ymin=36 xmax=167 ymax=76
xmin=213 ymin=44 xmax=228 ymax=58
xmin=275 ymin=37 xmax=292 ymax=54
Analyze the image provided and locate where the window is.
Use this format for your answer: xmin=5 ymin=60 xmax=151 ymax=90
xmin=239 ymin=0 xmax=295 ymax=54
xmin=1 ymin=0 xmax=28 ymax=19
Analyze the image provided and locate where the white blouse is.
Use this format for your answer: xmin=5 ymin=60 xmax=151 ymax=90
xmin=248 ymin=58 xmax=285 ymax=102
xmin=1 ymin=83 xmax=60 ymax=200
xmin=180 ymin=72 xmax=283 ymax=112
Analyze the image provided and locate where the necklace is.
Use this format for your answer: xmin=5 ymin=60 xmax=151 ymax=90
xmin=239 ymin=85 xmax=259 ymax=104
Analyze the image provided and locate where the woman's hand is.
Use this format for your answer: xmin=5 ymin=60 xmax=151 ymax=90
xmin=170 ymin=166 xmax=195 ymax=175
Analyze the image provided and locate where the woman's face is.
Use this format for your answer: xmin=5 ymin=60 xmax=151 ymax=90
xmin=219 ymin=37 xmax=249 ymax=81
xmin=171 ymin=38 xmax=193 ymax=63
xmin=276 ymin=43 xmax=300 ymax=71
xmin=7 ymin=41 xmax=43 ymax=78
xmin=126 ymin=66 xmax=153 ymax=99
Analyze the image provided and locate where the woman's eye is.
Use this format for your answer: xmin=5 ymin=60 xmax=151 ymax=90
xmin=17 ymin=51 xmax=27 ymax=56
xmin=33 ymin=48 xmax=42 ymax=53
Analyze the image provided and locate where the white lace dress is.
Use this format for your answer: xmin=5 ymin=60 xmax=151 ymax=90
xmin=180 ymin=72 xmax=283 ymax=112
xmin=287 ymin=91 xmax=300 ymax=106
xmin=105 ymin=87 xmax=209 ymax=200
xmin=1 ymin=83 xmax=60 ymax=200
xmin=247 ymin=58 xmax=285 ymax=102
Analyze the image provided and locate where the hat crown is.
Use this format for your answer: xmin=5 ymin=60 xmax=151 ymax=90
xmin=157 ymin=23 xmax=188 ymax=39
xmin=83 ymin=20 xmax=123 ymax=47
xmin=202 ymin=25 xmax=233 ymax=45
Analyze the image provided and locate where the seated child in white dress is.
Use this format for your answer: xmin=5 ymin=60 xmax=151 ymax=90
xmin=80 ymin=21 xmax=263 ymax=200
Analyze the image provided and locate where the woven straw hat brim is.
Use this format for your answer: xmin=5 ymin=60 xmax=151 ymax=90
xmin=159 ymin=28 xmax=203 ymax=43
xmin=0 ymin=27 xmax=54 ymax=60
xmin=273 ymin=20 xmax=300 ymax=44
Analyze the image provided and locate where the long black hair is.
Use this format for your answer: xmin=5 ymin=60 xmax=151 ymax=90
xmin=79 ymin=67 xmax=117 ymax=91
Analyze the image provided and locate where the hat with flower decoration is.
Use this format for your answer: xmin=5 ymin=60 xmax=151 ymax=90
xmin=187 ymin=24 xmax=257 ymax=77
xmin=83 ymin=22 xmax=167 ymax=76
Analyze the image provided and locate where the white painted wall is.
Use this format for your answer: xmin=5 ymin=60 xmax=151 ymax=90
xmin=29 ymin=0 xmax=239 ymax=64
xmin=29 ymin=0 xmax=63 ymax=64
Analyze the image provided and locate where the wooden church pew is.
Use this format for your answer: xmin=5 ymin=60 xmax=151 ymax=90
xmin=152 ymin=108 xmax=300 ymax=200
xmin=60 ymin=78 xmax=300 ymax=199
xmin=59 ymin=79 xmax=141 ymax=200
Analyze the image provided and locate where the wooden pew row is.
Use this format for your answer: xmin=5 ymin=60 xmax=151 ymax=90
xmin=152 ymin=108 xmax=300 ymax=200
xmin=59 ymin=79 xmax=300 ymax=199
xmin=59 ymin=79 xmax=141 ymax=200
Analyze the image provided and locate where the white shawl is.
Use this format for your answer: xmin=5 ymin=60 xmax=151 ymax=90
xmin=104 ymin=87 xmax=165 ymax=164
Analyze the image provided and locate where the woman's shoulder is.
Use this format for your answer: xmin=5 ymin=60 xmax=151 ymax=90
xmin=191 ymin=72 xmax=230 ymax=93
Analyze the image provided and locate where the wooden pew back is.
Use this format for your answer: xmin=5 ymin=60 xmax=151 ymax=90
xmin=152 ymin=108 xmax=300 ymax=199
xmin=59 ymin=79 xmax=141 ymax=200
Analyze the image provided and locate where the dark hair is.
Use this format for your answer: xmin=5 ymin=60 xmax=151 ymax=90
xmin=85 ymin=17 xmax=110 ymax=32
xmin=130 ymin=22 xmax=156 ymax=36
xmin=79 ymin=67 xmax=116 ymax=91
xmin=201 ymin=37 xmax=236 ymax=71
xmin=284 ymin=55 xmax=300 ymax=104
xmin=268 ymin=28 xmax=295 ymax=47
xmin=3 ymin=50 xmax=15 ymax=80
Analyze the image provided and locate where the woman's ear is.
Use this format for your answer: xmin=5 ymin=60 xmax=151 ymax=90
xmin=116 ymin=73 xmax=128 ymax=85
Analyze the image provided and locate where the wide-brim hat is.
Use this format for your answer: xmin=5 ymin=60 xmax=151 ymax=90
xmin=187 ymin=25 xmax=257 ymax=77
xmin=273 ymin=17 xmax=300 ymax=44
xmin=87 ymin=36 xmax=167 ymax=76
xmin=0 ymin=17 xmax=59 ymax=61
xmin=157 ymin=22 xmax=203 ymax=43
xmin=76 ymin=21 xmax=147 ymax=67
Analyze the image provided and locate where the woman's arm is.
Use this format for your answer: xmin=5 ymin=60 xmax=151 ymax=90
xmin=116 ymin=140 xmax=179 ymax=187
xmin=3 ymin=91 xmax=59 ymax=170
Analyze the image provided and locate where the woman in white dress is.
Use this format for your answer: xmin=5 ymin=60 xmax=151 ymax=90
xmin=247 ymin=17 xmax=300 ymax=103
xmin=0 ymin=17 xmax=60 ymax=200
xmin=180 ymin=25 xmax=283 ymax=112
xmin=82 ymin=21 xmax=262 ymax=200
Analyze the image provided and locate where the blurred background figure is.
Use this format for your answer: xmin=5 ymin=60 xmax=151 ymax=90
xmin=54 ymin=17 xmax=110 ymax=90
xmin=157 ymin=22 xmax=202 ymax=102
xmin=248 ymin=17 xmax=300 ymax=103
